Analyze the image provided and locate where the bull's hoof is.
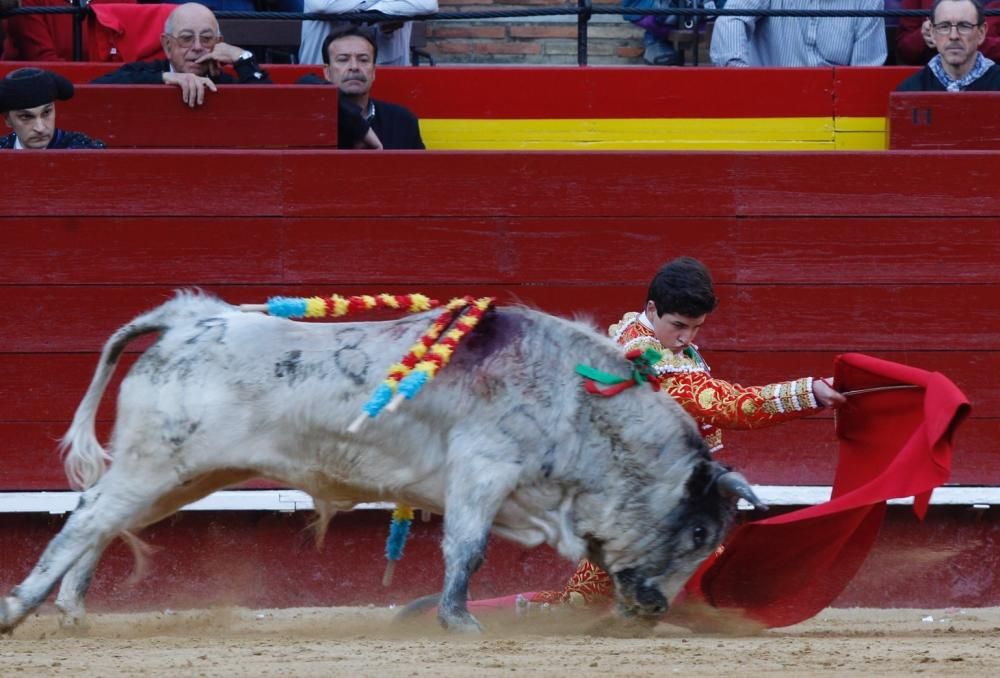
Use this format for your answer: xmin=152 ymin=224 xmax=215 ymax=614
xmin=0 ymin=596 xmax=25 ymax=634
xmin=55 ymin=604 xmax=90 ymax=635
xmin=438 ymin=609 xmax=483 ymax=634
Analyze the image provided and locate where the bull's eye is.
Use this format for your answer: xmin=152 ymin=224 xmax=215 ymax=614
xmin=691 ymin=525 xmax=707 ymax=549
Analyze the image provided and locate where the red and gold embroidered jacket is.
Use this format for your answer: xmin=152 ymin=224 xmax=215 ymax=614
xmin=610 ymin=311 xmax=821 ymax=453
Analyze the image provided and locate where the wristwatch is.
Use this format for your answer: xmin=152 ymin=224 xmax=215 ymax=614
xmin=236 ymin=50 xmax=253 ymax=63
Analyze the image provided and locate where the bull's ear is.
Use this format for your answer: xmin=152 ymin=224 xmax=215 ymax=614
xmin=684 ymin=459 xmax=717 ymax=498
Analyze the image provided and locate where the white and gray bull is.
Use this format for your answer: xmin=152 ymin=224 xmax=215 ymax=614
xmin=0 ymin=292 xmax=763 ymax=633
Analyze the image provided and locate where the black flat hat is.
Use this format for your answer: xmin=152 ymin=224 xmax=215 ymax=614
xmin=0 ymin=68 xmax=74 ymax=112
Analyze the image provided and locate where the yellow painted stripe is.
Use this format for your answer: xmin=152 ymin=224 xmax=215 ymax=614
xmin=834 ymin=116 xmax=888 ymax=151
xmin=420 ymin=117 xmax=890 ymax=152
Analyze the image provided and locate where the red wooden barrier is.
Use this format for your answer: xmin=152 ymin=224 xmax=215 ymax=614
xmin=0 ymin=143 xmax=994 ymax=612
xmin=3 ymin=507 xmax=996 ymax=611
xmin=4 ymin=150 xmax=1000 ymax=217
xmin=0 ymin=63 xmax=919 ymax=118
xmin=58 ymin=85 xmax=338 ymax=148
xmin=888 ymin=92 xmax=1000 ymax=150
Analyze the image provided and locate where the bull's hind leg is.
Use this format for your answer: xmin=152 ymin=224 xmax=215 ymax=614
xmin=0 ymin=465 xmax=196 ymax=633
xmin=437 ymin=452 xmax=522 ymax=633
xmin=52 ymin=469 xmax=255 ymax=631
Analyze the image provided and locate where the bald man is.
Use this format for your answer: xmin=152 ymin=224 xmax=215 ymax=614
xmin=92 ymin=2 xmax=270 ymax=107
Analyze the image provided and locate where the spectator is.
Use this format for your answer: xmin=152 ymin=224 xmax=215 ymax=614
xmin=298 ymin=26 xmax=424 ymax=149
xmin=897 ymin=0 xmax=1000 ymax=89
xmin=293 ymin=0 xmax=435 ymax=66
xmin=710 ymin=0 xmax=887 ymax=66
xmin=2 ymin=0 xmax=77 ymax=61
xmin=0 ymin=67 xmax=105 ymax=149
xmin=91 ymin=2 xmax=270 ymax=108
xmin=897 ymin=0 xmax=1000 ymax=63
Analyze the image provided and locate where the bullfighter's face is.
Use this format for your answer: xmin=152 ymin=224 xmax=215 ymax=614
xmin=645 ymin=302 xmax=706 ymax=355
xmin=4 ymin=102 xmax=55 ymax=149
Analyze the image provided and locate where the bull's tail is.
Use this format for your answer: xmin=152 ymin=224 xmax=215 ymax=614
xmin=59 ymin=292 xmax=229 ymax=490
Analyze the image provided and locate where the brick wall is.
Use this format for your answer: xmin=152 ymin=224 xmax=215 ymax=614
xmin=421 ymin=0 xmax=648 ymax=65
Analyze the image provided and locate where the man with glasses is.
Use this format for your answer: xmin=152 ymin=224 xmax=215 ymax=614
xmin=897 ymin=0 xmax=1000 ymax=89
xmin=92 ymin=2 xmax=271 ymax=107
xmin=896 ymin=0 xmax=1000 ymax=64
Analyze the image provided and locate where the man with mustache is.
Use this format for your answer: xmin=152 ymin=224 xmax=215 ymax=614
xmin=897 ymin=0 xmax=1000 ymax=90
xmin=91 ymin=2 xmax=271 ymax=108
xmin=0 ymin=67 xmax=105 ymax=149
xmin=299 ymin=26 xmax=424 ymax=150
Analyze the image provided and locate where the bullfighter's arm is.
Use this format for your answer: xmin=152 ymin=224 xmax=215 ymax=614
xmin=660 ymin=371 xmax=823 ymax=430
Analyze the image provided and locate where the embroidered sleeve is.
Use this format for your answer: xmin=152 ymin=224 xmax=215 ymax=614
xmin=660 ymin=372 xmax=821 ymax=430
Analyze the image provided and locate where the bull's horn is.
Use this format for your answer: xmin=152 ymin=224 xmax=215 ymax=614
xmin=717 ymin=472 xmax=769 ymax=511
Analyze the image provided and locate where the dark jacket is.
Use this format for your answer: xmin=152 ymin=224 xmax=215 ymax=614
xmin=92 ymin=58 xmax=271 ymax=85
xmin=296 ymin=73 xmax=424 ymax=150
xmin=0 ymin=129 xmax=106 ymax=149
xmin=896 ymin=63 xmax=1000 ymax=91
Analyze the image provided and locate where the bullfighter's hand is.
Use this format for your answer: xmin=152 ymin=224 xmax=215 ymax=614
xmin=163 ymin=71 xmax=218 ymax=108
xmin=813 ymin=378 xmax=846 ymax=409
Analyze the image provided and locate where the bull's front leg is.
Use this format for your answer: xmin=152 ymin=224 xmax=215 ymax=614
xmin=437 ymin=455 xmax=520 ymax=633
xmin=438 ymin=514 xmax=489 ymax=632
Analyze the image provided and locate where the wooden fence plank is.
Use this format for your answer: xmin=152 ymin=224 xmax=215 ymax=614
xmin=6 ymin=216 xmax=1000 ymax=285
xmin=5 ymin=151 xmax=1000 ymax=219
xmin=61 ymin=85 xmax=338 ymax=148
xmin=1 ymin=285 xmax=997 ymax=353
xmin=889 ymin=92 xmax=1000 ymax=150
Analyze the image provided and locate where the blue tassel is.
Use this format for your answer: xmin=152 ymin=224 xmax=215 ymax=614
xmin=268 ymin=296 xmax=308 ymax=318
xmin=362 ymin=383 xmax=394 ymax=418
xmin=386 ymin=517 xmax=412 ymax=562
xmin=397 ymin=371 xmax=429 ymax=400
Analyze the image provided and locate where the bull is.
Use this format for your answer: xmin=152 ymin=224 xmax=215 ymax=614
xmin=0 ymin=291 xmax=763 ymax=633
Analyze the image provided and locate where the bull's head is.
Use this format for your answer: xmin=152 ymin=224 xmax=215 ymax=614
xmin=601 ymin=460 xmax=765 ymax=622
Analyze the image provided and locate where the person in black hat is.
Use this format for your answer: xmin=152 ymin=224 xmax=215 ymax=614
xmin=0 ymin=67 xmax=105 ymax=150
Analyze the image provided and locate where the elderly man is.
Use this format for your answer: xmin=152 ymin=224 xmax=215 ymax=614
xmin=0 ymin=67 xmax=105 ymax=149
xmin=897 ymin=0 xmax=1000 ymax=89
xmin=710 ymin=0 xmax=887 ymax=67
xmin=896 ymin=0 xmax=1000 ymax=63
xmin=299 ymin=26 xmax=424 ymax=150
xmin=91 ymin=2 xmax=270 ymax=107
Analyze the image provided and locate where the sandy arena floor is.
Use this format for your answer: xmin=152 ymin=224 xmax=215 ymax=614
xmin=3 ymin=605 xmax=1000 ymax=676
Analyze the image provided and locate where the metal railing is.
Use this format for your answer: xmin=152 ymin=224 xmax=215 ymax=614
xmin=2 ymin=5 xmax=990 ymax=66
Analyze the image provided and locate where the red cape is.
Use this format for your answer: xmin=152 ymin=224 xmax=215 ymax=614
xmin=693 ymin=352 xmax=971 ymax=628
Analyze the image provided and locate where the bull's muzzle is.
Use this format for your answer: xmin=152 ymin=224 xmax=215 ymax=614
xmin=614 ymin=568 xmax=668 ymax=620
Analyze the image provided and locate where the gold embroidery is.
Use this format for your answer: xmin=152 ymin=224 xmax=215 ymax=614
xmin=697 ymin=387 xmax=717 ymax=409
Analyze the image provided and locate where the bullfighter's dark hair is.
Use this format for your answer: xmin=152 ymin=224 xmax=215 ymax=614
xmin=646 ymin=256 xmax=719 ymax=318
xmin=932 ymin=0 xmax=985 ymax=24
xmin=322 ymin=25 xmax=379 ymax=65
